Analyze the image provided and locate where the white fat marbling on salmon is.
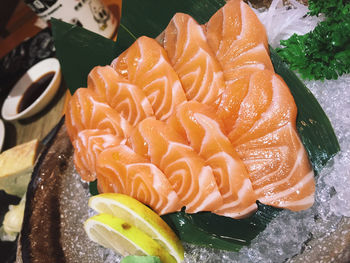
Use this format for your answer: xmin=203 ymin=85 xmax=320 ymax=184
xmin=164 ymin=13 xmax=225 ymax=106
xmin=143 ymin=75 xmax=172 ymax=119
xmin=190 ymin=166 xmax=223 ymax=212
xmin=167 ymin=102 xmax=257 ymax=218
xmin=112 ymin=36 xmax=187 ymax=121
xmin=275 ymin=193 xmax=315 ymax=209
xmin=96 ymin=145 xmax=182 ymax=215
xmin=228 ymin=43 xmax=265 ymax=63
xmin=130 ymin=118 xmax=223 ymax=213
xmin=259 ymin=171 xmax=314 ymax=203
xmin=72 ymin=129 xmax=122 ymax=182
xmin=254 ymin=138 xmax=306 ymax=193
xmin=65 ymin=88 xmax=132 ymax=143
xmin=225 ymin=70 xmax=315 ymax=211
xmin=88 ymin=66 xmax=154 ymax=126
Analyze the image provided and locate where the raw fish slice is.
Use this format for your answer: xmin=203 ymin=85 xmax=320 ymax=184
xmin=73 ymin=129 xmax=123 ymax=182
xmin=216 ymin=77 xmax=250 ymax=134
xmin=224 ymin=64 xmax=266 ymax=85
xmin=96 ymin=145 xmax=183 ymax=215
xmin=236 ymin=124 xmax=315 ymax=211
xmin=217 ymin=69 xmax=269 ymax=134
xmin=228 ymin=71 xmax=292 ymax=145
xmin=168 ymin=101 xmax=257 ymax=218
xmin=224 ymin=44 xmax=273 ymax=71
xmin=220 ymin=69 xmax=315 ymax=210
xmin=129 ymin=118 xmax=223 ymax=213
xmin=206 ymin=0 xmax=272 ymax=78
xmin=164 ymin=13 xmax=225 ymax=106
xmin=111 ymin=36 xmax=187 ymax=120
xmin=88 ymin=65 xmax=154 ymax=125
xmin=65 ymin=88 xmax=131 ymax=141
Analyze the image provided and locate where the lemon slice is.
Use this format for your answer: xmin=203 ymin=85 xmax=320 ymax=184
xmin=89 ymin=193 xmax=184 ymax=263
xmin=84 ymin=214 xmax=176 ymax=263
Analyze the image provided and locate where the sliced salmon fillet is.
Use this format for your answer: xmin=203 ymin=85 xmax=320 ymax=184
xmin=96 ymin=145 xmax=182 ymax=215
xmin=167 ymin=101 xmax=257 ymax=218
xmin=111 ymin=36 xmax=187 ymax=120
xmin=65 ymin=88 xmax=131 ymax=142
xmin=64 ymin=0 xmax=315 ymax=216
xmin=129 ymin=117 xmax=223 ymax=213
xmin=219 ymin=70 xmax=315 ymax=211
xmin=73 ymin=129 xmax=123 ymax=182
xmin=224 ymin=64 xmax=266 ymax=84
xmin=216 ymin=77 xmax=250 ymax=134
xmin=163 ymin=13 xmax=225 ymax=106
xmin=206 ymin=0 xmax=273 ymax=77
xmin=87 ymin=65 xmax=154 ymax=126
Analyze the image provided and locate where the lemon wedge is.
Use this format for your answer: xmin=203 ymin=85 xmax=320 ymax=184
xmin=88 ymin=193 xmax=184 ymax=263
xmin=84 ymin=213 xmax=175 ymax=263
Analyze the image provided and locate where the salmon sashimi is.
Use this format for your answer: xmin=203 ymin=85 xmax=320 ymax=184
xmin=87 ymin=65 xmax=154 ymax=126
xmin=224 ymin=44 xmax=273 ymax=73
xmin=96 ymin=145 xmax=182 ymax=215
xmin=206 ymin=0 xmax=273 ymax=77
xmin=65 ymin=88 xmax=131 ymax=142
xmin=163 ymin=13 xmax=225 ymax=106
xmin=73 ymin=129 xmax=123 ymax=182
xmin=111 ymin=36 xmax=187 ymax=120
xmin=216 ymin=77 xmax=250 ymax=134
xmin=219 ymin=69 xmax=315 ymax=211
xmin=224 ymin=64 xmax=266 ymax=84
xmin=64 ymin=0 xmax=316 ymax=216
xmin=167 ymin=101 xmax=257 ymax=218
xmin=129 ymin=117 xmax=223 ymax=213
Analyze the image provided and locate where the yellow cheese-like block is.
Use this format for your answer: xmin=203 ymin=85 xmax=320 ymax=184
xmin=0 ymin=139 xmax=40 ymax=197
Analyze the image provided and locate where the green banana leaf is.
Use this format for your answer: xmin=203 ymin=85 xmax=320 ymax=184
xmin=52 ymin=0 xmax=340 ymax=252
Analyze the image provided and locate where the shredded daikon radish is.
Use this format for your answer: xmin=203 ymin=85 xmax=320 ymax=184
xmin=251 ymin=0 xmax=323 ymax=48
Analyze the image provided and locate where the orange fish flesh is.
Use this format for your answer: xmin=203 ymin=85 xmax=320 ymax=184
xmin=96 ymin=144 xmax=183 ymax=215
xmin=168 ymin=101 xmax=257 ymax=218
xmin=87 ymin=65 xmax=154 ymax=126
xmin=164 ymin=13 xmax=225 ymax=106
xmin=111 ymin=36 xmax=187 ymax=120
xmin=129 ymin=117 xmax=224 ymax=213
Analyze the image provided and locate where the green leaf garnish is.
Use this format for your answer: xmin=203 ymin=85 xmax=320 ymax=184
xmin=276 ymin=0 xmax=350 ymax=80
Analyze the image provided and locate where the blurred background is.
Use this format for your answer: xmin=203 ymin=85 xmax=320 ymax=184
xmin=0 ymin=0 xmax=122 ymax=59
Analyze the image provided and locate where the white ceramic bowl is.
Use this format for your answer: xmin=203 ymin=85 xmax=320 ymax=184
xmin=0 ymin=119 xmax=4 ymax=152
xmin=1 ymin=58 xmax=61 ymax=121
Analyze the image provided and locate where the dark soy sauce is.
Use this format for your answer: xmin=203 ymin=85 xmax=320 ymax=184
xmin=17 ymin=71 xmax=55 ymax=113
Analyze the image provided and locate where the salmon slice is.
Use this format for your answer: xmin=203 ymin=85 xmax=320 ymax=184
xmin=129 ymin=117 xmax=223 ymax=213
xmin=111 ymin=36 xmax=187 ymax=120
xmin=73 ymin=129 xmax=123 ymax=182
xmin=96 ymin=145 xmax=182 ymax=215
xmin=224 ymin=43 xmax=273 ymax=71
xmin=224 ymin=64 xmax=266 ymax=84
xmin=219 ymin=69 xmax=315 ymax=211
xmin=87 ymin=65 xmax=154 ymax=126
xmin=206 ymin=0 xmax=272 ymax=77
xmin=65 ymin=88 xmax=131 ymax=142
xmin=163 ymin=13 xmax=225 ymax=106
xmin=167 ymin=101 xmax=257 ymax=218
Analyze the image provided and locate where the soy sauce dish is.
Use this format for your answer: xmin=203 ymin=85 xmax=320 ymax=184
xmin=1 ymin=58 xmax=61 ymax=121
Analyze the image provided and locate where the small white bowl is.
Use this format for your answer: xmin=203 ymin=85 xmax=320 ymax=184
xmin=0 ymin=119 xmax=4 ymax=152
xmin=1 ymin=58 xmax=61 ymax=121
